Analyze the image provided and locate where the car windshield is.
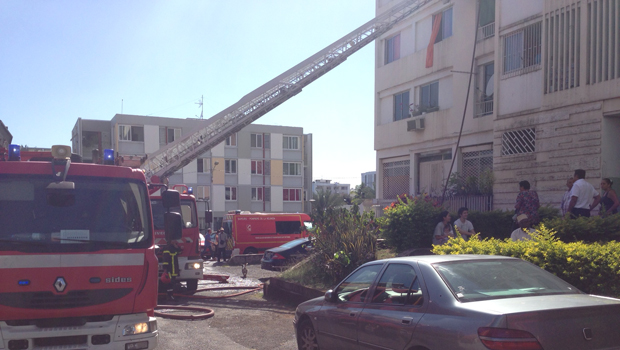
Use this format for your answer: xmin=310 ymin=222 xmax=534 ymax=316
xmin=151 ymin=199 xmax=197 ymax=229
xmin=434 ymin=259 xmax=581 ymax=302
xmin=277 ymin=238 xmax=309 ymax=249
xmin=0 ymin=174 xmax=151 ymax=252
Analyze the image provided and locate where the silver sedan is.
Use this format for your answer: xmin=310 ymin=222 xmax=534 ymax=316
xmin=294 ymin=255 xmax=620 ymax=350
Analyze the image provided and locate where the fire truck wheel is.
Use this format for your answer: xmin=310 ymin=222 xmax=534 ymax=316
xmin=243 ymin=247 xmax=258 ymax=254
xmin=186 ymin=279 xmax=198 ymax=292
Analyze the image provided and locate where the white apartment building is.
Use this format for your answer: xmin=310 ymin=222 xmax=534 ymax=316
xmin=312 ymin=179 xmax=351 ymax=196
xmin=375 ymin=0 xmax=620 ymax=210
xmin=72 ymin=115 xmax=313 ymax=229
xmin=361 ymin=171 xmax=377 ymax=189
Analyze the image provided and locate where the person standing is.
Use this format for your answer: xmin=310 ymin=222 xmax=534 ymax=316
xmin=515 ymin=180 xmax=540 ymax=224
xmin=454 ymin=207 xmax=475 ymax=240
xmin=567 ymin=169 xmax=601 ymax=218
xmin=216 ymin=228 xmax=228 ymax=263
xmin=511 ymin=214 xmax=536 ymax=241
xmin=560 ymin=178 xmax=575 ymax=218
xmin=599 ymin=178 xmax=619 ymax=216
xmin=433 ymin=211 xmax=455 ymax=246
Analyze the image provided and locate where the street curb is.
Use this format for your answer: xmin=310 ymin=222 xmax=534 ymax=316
xmin=264 ymin=277 xmax=325 ymax=305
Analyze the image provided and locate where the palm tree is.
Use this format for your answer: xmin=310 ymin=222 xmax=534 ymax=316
xmin=311 ymin=188 xmax=345 ymax=221
xmin=351 ymin=183 xmax=376 ymax=205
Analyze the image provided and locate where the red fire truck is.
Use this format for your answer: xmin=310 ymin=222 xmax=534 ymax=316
xmin=223 ymin=211 xmax=312 ymax=254
xmin=150 ymin=184 xmax=203 ymax=292
xmin=0 ymin=144 xmax=182 ymax=350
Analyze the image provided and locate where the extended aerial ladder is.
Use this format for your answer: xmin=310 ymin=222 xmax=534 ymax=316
xmin=140 ymin=0 xmax=431 ymax=182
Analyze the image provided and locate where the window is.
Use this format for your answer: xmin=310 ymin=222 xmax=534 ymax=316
xmin=383 ymin=159 xmax=410 ymax=199
xmin=434 ymin=7 xmax=453 ymax=43
xmin=461 ymin=149 xmax=493 ymax=181
xmin=275 ymin=221 xmax=302 ymax=234
xmin=478 ymin=0 xmax=495 ymax=40
xmin=251 ymin=133 xmax=263 ymax=148
xmin=226 ymin=133 xmax=237 ymax=146
xmin=251 ymin=160 xmax=263 ymax=175
xmin=159 ymin=127 xmax=180 ymax=145
xmin=251 ymin=187 xmax=263 ymax=201
xmin=502 ymin=128 xmax=536 ymax=155
xmin=264 ymin=187 xmax=271 ymax=201
xmin=585 ymin=0 xmax=618 ymax=84
xmin=385 ymin=34 xmax=401 ymax=64
xmin=283 ymin=162 xmax=301 ymax=176
xmin=225 ymin=159 xmax=237 ymax=174
xmin=475 ymin=62 xmax=494 ymax=117
xmin=264 ymin=160 xmax=271 ymax=175
xmin=394 ymin=91 xmax=410 ymax=121
xmin=545 ymin=3 xmax=581 ymax=92
xmin=283 ymin=188 xmax=301 ymax=201
xmin=419 ymin=82 xmax=439 ymax=111
xmin=503 ymin=22 xmax=542 ymax=75
xmin=197 ymin=158 xmax=210 ymax=173
xmin=225 ymin=187 xmax=237 ymax=201
xmin=283 ymin=136 xmax=299 ymax=150
xmin=119 ymin=125 xmax=144 ymax=142
xmin=335 ymin=264 xmax=383 ymax=303
xmin=371 ymin=264 xmax=423 ymax=306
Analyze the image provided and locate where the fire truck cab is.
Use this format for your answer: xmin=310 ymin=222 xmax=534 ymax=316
xmin=0 ymin=144 xmax=182 ymax=350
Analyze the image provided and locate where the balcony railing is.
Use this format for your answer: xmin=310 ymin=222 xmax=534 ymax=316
xmin=477 ymin=22 xmax=495 ymax=41
xmin=475 ymin=98 xmax=494 ymax=117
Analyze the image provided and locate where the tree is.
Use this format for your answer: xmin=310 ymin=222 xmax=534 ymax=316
xmin=311 ymin=188 xmax=345 ymax=222
xmin=350 ymin=183 xmax=376 ymax=205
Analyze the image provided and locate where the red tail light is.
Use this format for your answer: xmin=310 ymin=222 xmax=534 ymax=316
xmin=272 ymin=253 xmax=286 ymax=260
xmin=478 ymin=327 xmax=543 ymax=350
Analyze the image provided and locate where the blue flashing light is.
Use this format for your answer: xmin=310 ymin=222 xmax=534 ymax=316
xmin=103 ymin=149 xmax=115 ymax=165
xmin=187 ymin=187 xmax=193 ymax=195
xmin=8 ymin=144 xmax=20 ymax=161
xmin=18 ymin=280 xmax=30 ymax=286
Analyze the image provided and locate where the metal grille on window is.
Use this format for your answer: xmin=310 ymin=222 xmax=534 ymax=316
xmin=545 ymin=3 xmax=581 ymax=93
xmin=586 ymin=0 xmax=619 ymax=85
xmin=502 ymin=22 xmax=542 ymax=77
xmin=461 ymin=150 xmax=493 ymax=179
xmin=382 ymin=160 xmax=410 ymax=199
xmin=501 ymin=128 xmax=536 ymax=155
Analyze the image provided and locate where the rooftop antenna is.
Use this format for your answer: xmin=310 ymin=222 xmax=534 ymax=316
xmin=195 ymin=95 xmax=203 ymax=119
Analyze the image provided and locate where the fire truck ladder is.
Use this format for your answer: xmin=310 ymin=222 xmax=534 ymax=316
xmin=140 ymin=0 xmax=431 ymax=182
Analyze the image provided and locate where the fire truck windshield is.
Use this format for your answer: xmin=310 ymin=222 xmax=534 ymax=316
xmin=0 ymin=175 xmax=151 ymax=252
xmin=150 ymin=199 xmax=197 ymax=230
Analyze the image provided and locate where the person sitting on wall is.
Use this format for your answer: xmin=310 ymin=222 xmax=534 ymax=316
xmin=454 ymin=207 xmax=475 ymax=241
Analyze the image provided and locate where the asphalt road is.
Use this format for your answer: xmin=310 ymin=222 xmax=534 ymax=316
xmin=156 ymin=260 xmax=299 ymax=350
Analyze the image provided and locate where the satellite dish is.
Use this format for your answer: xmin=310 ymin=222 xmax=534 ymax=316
xmin=485 ymin=74 xmax=494 ymax=97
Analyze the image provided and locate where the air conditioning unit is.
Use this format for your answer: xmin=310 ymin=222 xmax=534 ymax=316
xmin=407 ymin=117 xmax=425 ymax=131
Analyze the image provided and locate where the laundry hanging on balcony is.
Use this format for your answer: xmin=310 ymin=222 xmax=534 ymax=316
xmin=426 ymin=13 xmax=442 ymax=68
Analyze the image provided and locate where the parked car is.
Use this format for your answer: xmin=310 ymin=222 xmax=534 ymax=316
xmin=294 ymin=255 xmax=620 ymax=350
xmin=261 ymin=237 xmax=313 ymax=270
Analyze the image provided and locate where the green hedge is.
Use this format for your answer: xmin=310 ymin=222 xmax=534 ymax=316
xmin=378 ymin=195 xmax=443 ymax=252
xmin=432 ymin=225 xmax=620 ymax=298
xmin=542 ymin=214 xmax=620 ymax=242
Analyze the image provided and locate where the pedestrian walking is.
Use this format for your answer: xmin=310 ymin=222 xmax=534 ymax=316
xmin=567 ymin=169 xmax=601 ymax=218
xmin=433 ymin=211 xmax=455 ymax=246
xmin=560 ymin=177 xmax=575 ymax=218
xmin=514 ymin=180 xmax=540 ymax=225
xmin=454 ymin=207 xmax=475 ymax=240
xmin=599 ymin=178 xmax=619 ymax=216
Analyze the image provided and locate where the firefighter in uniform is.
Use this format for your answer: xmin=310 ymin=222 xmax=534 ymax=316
xmin=161 ymin=240 xmax=182 ymax=300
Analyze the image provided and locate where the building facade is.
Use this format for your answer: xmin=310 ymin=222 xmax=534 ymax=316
xmin=375 ymin=0 xmax=620 ymax=210
xmin=312 ymin=179 xmax=351 ymax=196
xmin=72 ymin=115 xmax=313 ymax=229
xmin=361 ymin=171 xmax=377 ymax=189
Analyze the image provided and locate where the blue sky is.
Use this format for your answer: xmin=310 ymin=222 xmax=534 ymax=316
xmin=0 ymin=1 xmax=377 ymax=185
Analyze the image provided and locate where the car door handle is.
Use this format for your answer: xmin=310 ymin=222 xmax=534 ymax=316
xmin=401 ymin=317 xmax=414 ymax=325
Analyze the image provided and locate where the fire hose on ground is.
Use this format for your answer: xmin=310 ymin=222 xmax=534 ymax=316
xmin=154 ymin=273 xmax=264 ymax=320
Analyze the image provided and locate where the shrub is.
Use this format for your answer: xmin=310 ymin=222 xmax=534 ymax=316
xmin=378 ymin=194 xmax=443 ymax=252
xmin=466 ymin=210 xmax=514 ymax=240
xmin=543 ymin=214 xmax=620 ymax=242
xmin=432 ymin=225 xmax=620 ymax=298
xmin=308 ymin=208 xmax=379 ymax=286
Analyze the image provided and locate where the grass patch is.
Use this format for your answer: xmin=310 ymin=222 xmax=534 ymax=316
xmin=280 ymin=257 xmax=332 ymax=291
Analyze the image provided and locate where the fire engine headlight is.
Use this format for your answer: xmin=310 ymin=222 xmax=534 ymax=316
xmin=123 ymin=322 xmax=149 ymax=336
xmin=186 ymin=262 xmax=202 ymax=270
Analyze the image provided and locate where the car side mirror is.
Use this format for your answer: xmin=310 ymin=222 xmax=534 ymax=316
xmin=162 ymin=189 xmax=180 ymax=209
xmin=324 ymin=290 xmax=338 ymax=303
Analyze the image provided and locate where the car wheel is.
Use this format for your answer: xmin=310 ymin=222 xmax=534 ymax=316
xmin=186 ymin=279 xmax=198 ymax=292
xmin=297 ymin=320 xmax=319 ymax=350
xmin=244 ymin=247 xmax=258 ymax=254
